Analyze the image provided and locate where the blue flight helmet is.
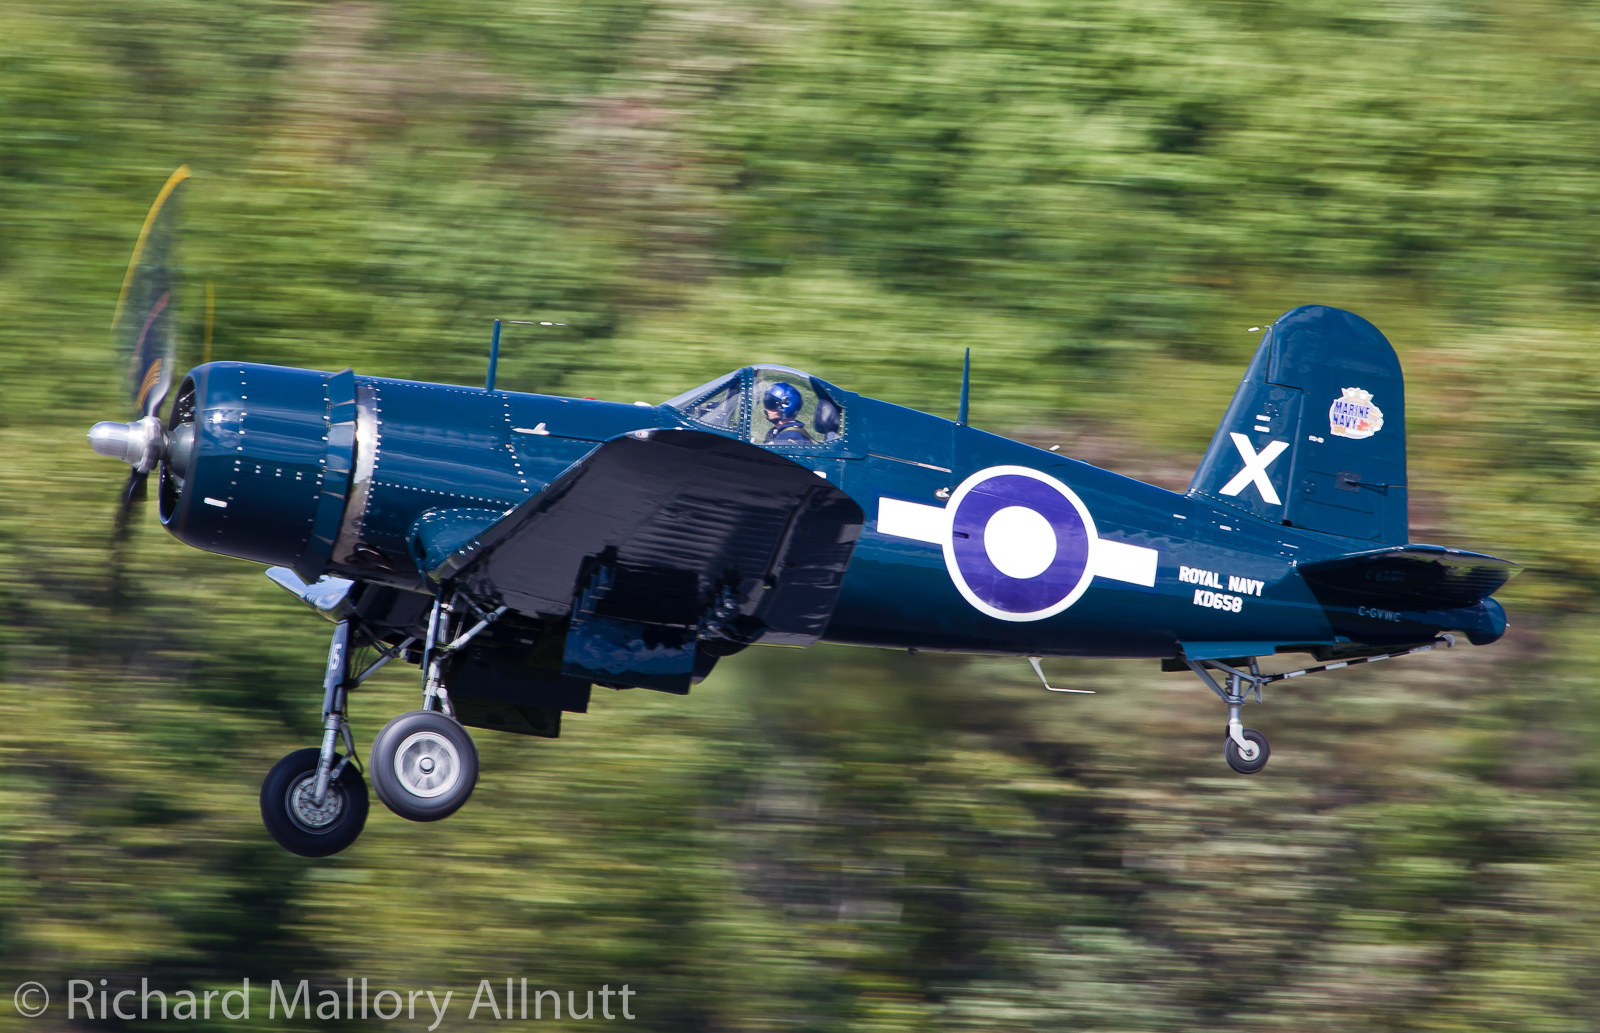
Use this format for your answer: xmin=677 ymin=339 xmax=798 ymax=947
xmin=763 ymin=382 xmax=803 ymax=420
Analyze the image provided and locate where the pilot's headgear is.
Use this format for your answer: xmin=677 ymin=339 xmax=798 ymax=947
xmin=763 ymin=382 xmax=803 ymax=419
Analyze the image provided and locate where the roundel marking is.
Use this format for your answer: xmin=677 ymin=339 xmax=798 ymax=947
xmin=942 ymin=465 xmax=1098 ymax=622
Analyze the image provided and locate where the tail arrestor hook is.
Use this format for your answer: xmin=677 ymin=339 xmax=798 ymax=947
xmin=1028 ymin=656 xmax=1094 ymax=694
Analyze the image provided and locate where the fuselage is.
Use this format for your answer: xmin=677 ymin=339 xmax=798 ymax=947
xmin=158 ymin=361 xmax=1502 ymax=664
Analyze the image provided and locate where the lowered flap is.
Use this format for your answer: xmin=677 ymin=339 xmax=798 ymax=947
xmin=1298 ymin=544 xmax=1521 ymax=610
xmin=434 ymin=429 xmax=864 ymax=646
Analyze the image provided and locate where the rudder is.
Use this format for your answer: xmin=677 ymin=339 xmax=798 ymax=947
xmin=1190 ymin=305 xmax=1406 ymax=544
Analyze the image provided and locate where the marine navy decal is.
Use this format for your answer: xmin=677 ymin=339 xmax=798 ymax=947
xmin=1329 ymin=387 xmax=1384 ymax=439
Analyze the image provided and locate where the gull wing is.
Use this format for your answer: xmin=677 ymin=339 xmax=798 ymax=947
xmin=434 ymin=429 xmax=864 ymax=647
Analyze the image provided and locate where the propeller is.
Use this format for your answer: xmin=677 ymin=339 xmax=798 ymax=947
xmin=87 ymin=166 xmax=190 ymax=542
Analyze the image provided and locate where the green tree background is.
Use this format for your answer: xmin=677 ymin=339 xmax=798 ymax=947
xmin=4 ymin=0 xmax=1600 ymax=1029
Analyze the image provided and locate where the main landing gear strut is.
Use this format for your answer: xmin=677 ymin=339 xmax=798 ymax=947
xmin=259 ymin=590 xmax=505 ymax=857
xmin=1183 ymin=637 xmax=1454 ymax=774
xmin=259 ymin=618 xmax=394 ymax=857
xmin=368 ymin=593 xmax=503 ymax=823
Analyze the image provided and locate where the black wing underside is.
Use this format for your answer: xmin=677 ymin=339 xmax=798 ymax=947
xmin=1298 ymin=545 xmax=1521 ymax=610
xmin=435 ymin=429 xmax=864 ymax=692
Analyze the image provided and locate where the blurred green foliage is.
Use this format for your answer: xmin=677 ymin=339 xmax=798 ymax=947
xmin=5 ymin=0 xmax=1600 ymax=1029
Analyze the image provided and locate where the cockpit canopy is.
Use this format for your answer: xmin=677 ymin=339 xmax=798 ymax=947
xmin=665 ymin=365 xmax=846 ymax=448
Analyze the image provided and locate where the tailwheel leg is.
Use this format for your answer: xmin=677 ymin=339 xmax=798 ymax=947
xmin=1181 ymin=641 xmax=1456 ymax=774
xmin=1187 ymin=658 xmax=1271 ymax=775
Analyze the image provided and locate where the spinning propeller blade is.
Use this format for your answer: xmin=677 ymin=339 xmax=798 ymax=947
xmin=90 ymin=166 xmax=190 ymax=555
xmin=112 ymin=467 xmax=148 ymax=544
xmin=113 ymin=165 xmax=189 ymax=420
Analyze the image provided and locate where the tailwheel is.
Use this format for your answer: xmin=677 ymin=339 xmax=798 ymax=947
xmin=260 ymin=747 xmax=369 ymax=857
xmin=1224 ymin=728 xmax=1271 ymax=775
xmin=369 ymin=710 xmax=479 ymax=822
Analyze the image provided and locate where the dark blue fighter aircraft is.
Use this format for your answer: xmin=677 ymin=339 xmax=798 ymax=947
xmin=89 ymin=171 xmax=1520 ymax=856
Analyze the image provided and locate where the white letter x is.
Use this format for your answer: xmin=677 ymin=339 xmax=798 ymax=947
xmin=1218 ymin=433 xmax=1288 ymax=505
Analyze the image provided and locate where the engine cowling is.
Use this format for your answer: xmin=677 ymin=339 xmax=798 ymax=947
xmin=161 ymin=362 xmax=352 ymax=573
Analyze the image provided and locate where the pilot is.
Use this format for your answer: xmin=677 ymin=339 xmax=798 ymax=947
xmin=761 ymin=383 xmax=814 ymax=445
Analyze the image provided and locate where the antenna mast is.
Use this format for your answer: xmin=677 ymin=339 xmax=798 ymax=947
xmin=957 ymin=348 xmax=971 ymax=426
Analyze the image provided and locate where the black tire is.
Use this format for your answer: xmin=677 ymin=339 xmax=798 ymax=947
xmin=369 ymin=710 xmax=479 ymax=822
xmin=260 ymin=747 xmax=369 ymax=857
xmin=1224 ymin=728 xmax=1271 ymax=774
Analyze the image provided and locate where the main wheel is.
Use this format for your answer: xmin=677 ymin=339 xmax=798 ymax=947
xmin=369 ymin=710 xmax=479 ymax=822
xmin=1224 ymin=728 xmax=1271 ymax=774
xmin=260 ymin=747 xmax=369 ymax=857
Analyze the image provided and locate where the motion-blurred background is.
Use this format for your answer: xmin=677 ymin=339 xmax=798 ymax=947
xmin=5 ymin=0 xmax=1600 ymax=1029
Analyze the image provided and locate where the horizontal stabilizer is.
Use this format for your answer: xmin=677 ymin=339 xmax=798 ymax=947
xmin=1298 ymin=545 xmax=1521 ymax=610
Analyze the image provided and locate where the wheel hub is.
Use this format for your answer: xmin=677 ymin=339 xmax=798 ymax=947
xmin=394 ymin=731 xmax=462 ymax=799
xmin=287 ymin=773 xmax=345 ymax=832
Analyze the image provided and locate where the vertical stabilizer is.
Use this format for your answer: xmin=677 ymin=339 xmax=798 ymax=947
xmin=1190 ymin=306 xmax=1406 ymax=544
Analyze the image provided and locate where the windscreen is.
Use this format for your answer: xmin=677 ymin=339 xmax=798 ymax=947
xmin=666 ymin=374 xmax=744 ymax=433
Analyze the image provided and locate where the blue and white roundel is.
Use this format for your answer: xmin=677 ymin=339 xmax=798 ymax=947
xmin=942 ymin=466 xmax=1098 ymax=622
